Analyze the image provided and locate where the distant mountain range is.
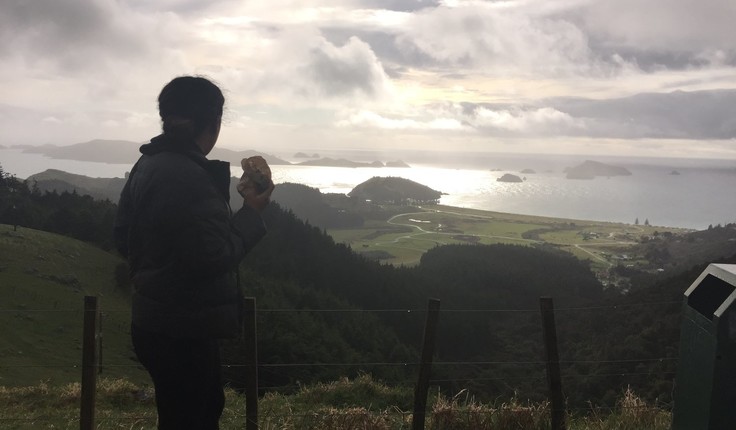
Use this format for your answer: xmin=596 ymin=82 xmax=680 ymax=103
xmin=10 ymin=140 xmax=410 ymax=169
xmin=13 ymin=139 xmax=291 ymax=166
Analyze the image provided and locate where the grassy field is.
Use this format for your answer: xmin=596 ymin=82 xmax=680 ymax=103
xmin=328 ymin=205 xmax=687 ymax=273
xmin=0 ymin=375 xmax=671 ymax=430
xmin=0 ymin=224 xmax=147 ymax=387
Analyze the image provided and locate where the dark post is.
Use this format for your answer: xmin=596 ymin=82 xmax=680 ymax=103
xmin=540 ymin=297 xmax=566 ymax=430
xmin=243 ymin=297 xmax=258 ymax=430
xmin=412 ymin=298 xmax=441 ymax=430
xmin=80 ymin=296 xmax=99 ymax=430
xmin=98 ymin=312 xmax=103 ymax=375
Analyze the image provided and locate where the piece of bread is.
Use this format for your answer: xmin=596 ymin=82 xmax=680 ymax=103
xmin=237 ymin=156 xmax=272 ymax=195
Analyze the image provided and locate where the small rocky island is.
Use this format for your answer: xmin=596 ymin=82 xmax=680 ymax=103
xmin=348 ymin=177 xmax=442 ymax=204
xmin=497 ymin=173 xmax=524 ymax=183
xmin=564 ymin=160 xmax=632 ymax=180
xmin=520 ymin=168 xmax=536 ymax=174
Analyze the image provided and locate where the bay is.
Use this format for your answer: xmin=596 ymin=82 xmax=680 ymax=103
xmin=2 ymin=148 xmax=735 ymax=230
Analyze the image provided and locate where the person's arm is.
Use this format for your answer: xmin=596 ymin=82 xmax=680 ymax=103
xmin=168 ymin=173 xmax=269 ymax=279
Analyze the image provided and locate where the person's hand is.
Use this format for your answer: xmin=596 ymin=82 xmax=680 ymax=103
xmin=240 ymin=181 xmax=275 ymax=213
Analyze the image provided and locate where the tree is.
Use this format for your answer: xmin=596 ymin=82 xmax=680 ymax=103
xmin=635 ymin=217 xmax=639 ymax=225
xmin=644 ymin=218 xmax=650 ymax=226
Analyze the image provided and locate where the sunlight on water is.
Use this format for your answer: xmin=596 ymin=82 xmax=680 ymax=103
xmin=3 ymin=148 xmax=735 ymax=230
xmin=259 ymin=163 xmax=736 ymax=230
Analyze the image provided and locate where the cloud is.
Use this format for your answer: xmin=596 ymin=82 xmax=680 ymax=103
xmin=334 ymin=89 xmax=736 ymax=140
xmin=0 ymin=0 xmax=734 ymax=157
xmin=305 ymin=36 xmax=392 ymax=98
xmin=216 ymin=28 xmax=393 ymax=105
xmin=581 ymin=0 xmax=736 ymax=52
xmin=336 ymin=109 xmax=465 ymax=130
xmin=551 ymin=89 xmax=736 ymax=139
xmin=354 ymin=0 xmax=441 ymax=12
xmin=42 ymin=116 xmax=63 ymax=124
xmin=0 ymin=0 xmax=154 ymax=72
xmin=472 ymin=106 xmax=583 ymax=134
xmin=576 ymin=0 xmax=736 ymax=72
xmin=392 ymin=2 xmax=615 ymax=77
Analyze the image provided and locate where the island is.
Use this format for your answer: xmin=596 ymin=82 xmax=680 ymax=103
xmin=564 ymin=160 xmax=632 ymax=180
xmin=497 ymin=173 xmax=524 ymax=183
xmin=520 ymin=169 xmax=536 ymax=174
xmin=348 ymin=177 xmax=442 ymax=204
xmin=294 ymin=152 xmax=320 ymax=158
xmin=670 ymin=170 xmax=681 ymax=176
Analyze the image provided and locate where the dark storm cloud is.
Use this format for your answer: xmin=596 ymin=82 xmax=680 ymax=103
xmin=354 ymin=0 xmax=440 ymax=12
xmin=0 ymin=0 xmax=148 ymax=69
xmin=552 ymin=89 xmax=736 ymax=139
xmin=586 ymin=38 xmax=736 ymax=72
xmin=578 ymin=0 xmax=736 ymax=71
xmin=122 ymin=0 xmax=226 ymax=15
xmin=463 ymin=89 xmax=736 ymax=139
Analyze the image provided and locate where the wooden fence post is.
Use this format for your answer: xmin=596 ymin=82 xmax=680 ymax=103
xmin=540 ymin=297 xmax=566 ymax=430
xmin=412 ymin=298 xmax=441 ymax=430
xmin=98 ymin=312 xmax=103 ymax=375
xmin=243 ymin=297 xmax=258 ymax=430
xmin=80 ymin=296 xmax=99 ymax=430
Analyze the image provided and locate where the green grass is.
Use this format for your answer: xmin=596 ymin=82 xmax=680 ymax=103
xmin=0 ymin=224 xmax=146 ymax=387
xmin=0 ymin=376 xmax=671 ymax=429
xmin=329 ymin=205 xmax=687 ymax=269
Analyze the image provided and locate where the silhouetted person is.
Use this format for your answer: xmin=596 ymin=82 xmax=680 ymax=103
xmin=114 ymin=76 xmax=274 ymax=429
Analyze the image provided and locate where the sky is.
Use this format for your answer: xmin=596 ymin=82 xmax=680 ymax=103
xmin=1 ymin=0 xmax=736 ymax=158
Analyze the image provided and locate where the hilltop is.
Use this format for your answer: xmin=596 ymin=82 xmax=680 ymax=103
xmin=27 ymin=169 xmax=127 ymax=202
xmin=348 ymin=176 xmax=442 ymax=204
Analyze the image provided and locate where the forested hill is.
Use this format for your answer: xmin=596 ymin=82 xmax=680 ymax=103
xmin=232 ymin=203 xmax=609 ymax=399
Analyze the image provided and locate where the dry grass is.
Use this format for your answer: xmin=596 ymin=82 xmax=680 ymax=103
xmin=0 ymin=378 xmax=672 ymax=430
xmin=429 ymin=390 xmax=548 ymax=430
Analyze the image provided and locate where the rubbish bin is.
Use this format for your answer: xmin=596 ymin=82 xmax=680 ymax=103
xmin=672 ymin=263 xmax=736 ymax=429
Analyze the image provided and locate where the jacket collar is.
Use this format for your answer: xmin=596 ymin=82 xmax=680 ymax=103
xmin=141 ymin=134 xmax=232 ymax=203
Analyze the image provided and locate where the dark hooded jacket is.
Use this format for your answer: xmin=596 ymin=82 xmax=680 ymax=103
xmin=114 ymin=134 xmax=266 ymax=339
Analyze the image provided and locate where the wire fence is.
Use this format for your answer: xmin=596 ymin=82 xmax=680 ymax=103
xmin=0 ymin=298 xmax=682 ymax=428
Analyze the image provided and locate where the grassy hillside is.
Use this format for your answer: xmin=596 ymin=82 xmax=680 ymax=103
xmin=0 ymin=224 xmax=145 ymax=387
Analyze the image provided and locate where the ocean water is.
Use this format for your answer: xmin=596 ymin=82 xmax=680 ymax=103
xmin=2 ymin=148 xmax=735 ymax=230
